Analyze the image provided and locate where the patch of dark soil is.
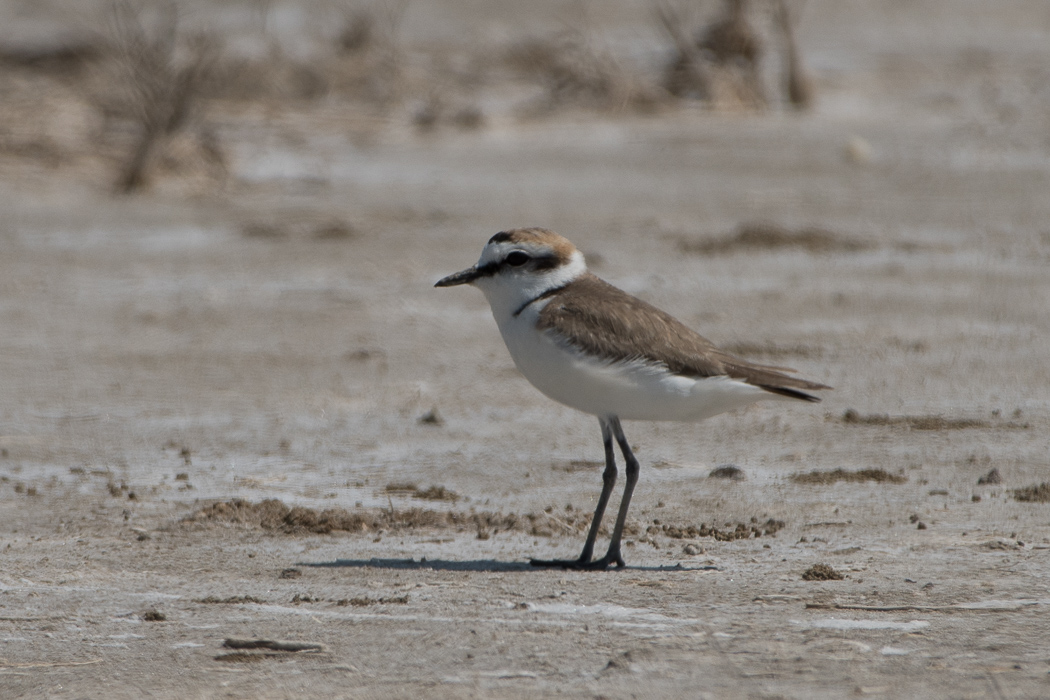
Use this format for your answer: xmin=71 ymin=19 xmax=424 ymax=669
xmin=183 ymin=498 xmax=563 ymax=537
xmin=223 ymin=638 xmax=325 ymax=652
xmin=802 ymin=563 xmax=844 ymax=581
xmin=412 ymin=486 xmax=459 ymax=502
xmin=790 ymin=468 xmax=906 ymax=485
xmin=709 ymin=465 xmax=745 ymax=480
xmin=841 ymin=408 xmax=1028 ymax=430
xmin=240 ymin=218 xmax=356 ymax=241
xmin=214 ymin=652 xmax=268 ymax=663
xmin=312 ymin=220 xmax=355 ymax=240
xmin=384 ymin=483 xmax=459 ymax=502
xmin=553 ymin=459 xmax=603 ymax=472
xmin=336 ymin=595 xmax=409 ymax=606
xmin=1012 ymin=483 xmax=1050 ymax=503
xmin=196 ymin=595 xmax=266 ymax=604
xmin=417 ymin=408 xmax=444 ymax=426
xmin=653 ymin=517 xmax=784 ymax=541
xmin=678 ymin=223 xmax=869 ymax=255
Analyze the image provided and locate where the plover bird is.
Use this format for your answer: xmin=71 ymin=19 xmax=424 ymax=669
xmin=436 ymin=228 xmax=830 ymax=569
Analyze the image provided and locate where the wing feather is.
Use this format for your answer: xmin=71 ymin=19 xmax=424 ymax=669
xmin=535 ymin=274 xmax=830 ymax=400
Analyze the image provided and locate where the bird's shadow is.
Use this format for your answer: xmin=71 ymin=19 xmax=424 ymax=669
xmin=300 ymin=558 xmax=719 ymax=573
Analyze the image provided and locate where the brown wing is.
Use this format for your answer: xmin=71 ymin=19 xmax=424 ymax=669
xmin=536 ymin=274 xmax=831 ymax=401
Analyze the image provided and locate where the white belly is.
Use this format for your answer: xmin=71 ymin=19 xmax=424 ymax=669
xmin=494 ymin=310 xmax=777 ymax=422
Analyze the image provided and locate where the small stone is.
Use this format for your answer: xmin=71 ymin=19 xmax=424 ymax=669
xmin=845 ymin=136 xmax=873 ymax=164
xmin=709 ymin=464 xmax=745 ymax=481
xmin=802 ymin=563 xmax=844 ymax=581
xmin=977 ymin=468 xmax=1002 ymax=485
xmin=418 ymin=408 xmax=444 ymax=426
xmin=683 ymin=543 xmax=702 ymax=555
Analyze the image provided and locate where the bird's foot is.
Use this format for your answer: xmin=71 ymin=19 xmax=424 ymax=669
xmin=529 ymin=552 xmax=626 ymax=571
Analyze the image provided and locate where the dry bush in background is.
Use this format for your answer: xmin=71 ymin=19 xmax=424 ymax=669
xmin=774 ymin=0 xmax=813 ymax=110
xmin=658 ymin=0 xmax=814 ymax=111
xmin=0 ymin=0 xmax=819 ymax=195
xmin=655 ymin=0 xmax=713 ymax=101
xmin=200 ymin=1 xmax=410 ymax=108
xmin=504 ymin=27 xmax=664 ymax=115
xmin=101 ymin=2 xmax=223 ymax=193
xmin=331 ymin=0 xmax=411 ymax=108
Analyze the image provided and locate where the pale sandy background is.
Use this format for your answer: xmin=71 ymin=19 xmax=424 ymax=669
xmin=1 ymin=1 xmax=1049 ymax=698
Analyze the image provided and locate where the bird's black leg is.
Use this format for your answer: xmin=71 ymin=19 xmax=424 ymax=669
xmin=587 ymin=416 xmax=638 ymax=569
xmin=530 ymin=416 xmax=617 ymax=569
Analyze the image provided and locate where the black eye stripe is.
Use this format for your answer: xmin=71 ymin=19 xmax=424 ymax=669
xmin=505 ymin=251 xmax=530 ymax=266
xmin=472 ymin=253 xmax=561 ymax=279
xmin=530 ymin=254 xmax=560 ymax=271
xmin=502 ymin=253 xmax=559 ymax=272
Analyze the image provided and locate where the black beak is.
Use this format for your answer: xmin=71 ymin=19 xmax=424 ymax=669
xmin=435 ymin=266 xmax=481 ymax=287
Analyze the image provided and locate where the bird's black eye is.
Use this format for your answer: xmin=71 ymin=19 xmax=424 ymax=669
xmin=505 ymin=251 xmax=530 ymax=267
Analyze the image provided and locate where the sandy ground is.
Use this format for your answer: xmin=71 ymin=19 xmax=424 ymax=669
xmin=2 ymin=1 xmax=1050 ymax=698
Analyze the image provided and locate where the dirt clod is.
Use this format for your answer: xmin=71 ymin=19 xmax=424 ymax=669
xmin=417 ymin=408 xmax=443 ymax=425
xmin=680 ymin=223 xmax=868 ymax=255
xmin=801 ymin=564 xmax=844 ymax=581
xmin=709 ymin=465 xmax=745 ymax=480
xmin=977 ymin=468 xmax=1003 ymax=485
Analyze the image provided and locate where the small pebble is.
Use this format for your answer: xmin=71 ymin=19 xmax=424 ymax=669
xmin=709 ymin=464 xmax=745 ymax=481
xmin=977 ymin=468 xmax=1002 ymax=485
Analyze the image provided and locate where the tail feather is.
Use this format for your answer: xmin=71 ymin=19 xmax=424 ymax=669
xmin=757 ymin=384 xmax=823 ymax=402
xmin=722 ymin=358 xmax=831 ymax=403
